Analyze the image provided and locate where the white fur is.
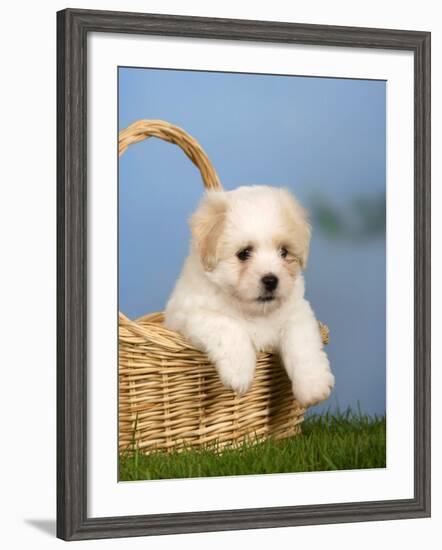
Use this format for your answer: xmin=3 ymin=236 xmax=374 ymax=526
xmin=164 ymin=185 xmax=334 ymax=407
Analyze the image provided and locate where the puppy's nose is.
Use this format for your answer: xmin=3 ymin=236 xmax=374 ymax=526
xmin=261 ymin=274 xmax=278 ymax=292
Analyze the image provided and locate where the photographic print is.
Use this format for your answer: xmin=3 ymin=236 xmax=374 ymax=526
xmin=118 ymin=66 xmax=387 ymax=481
xmin=57 ymin=8 xmax=430 ymax=540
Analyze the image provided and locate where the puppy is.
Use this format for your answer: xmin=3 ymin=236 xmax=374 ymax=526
xmin=164 ymin=185 xmax=334 ymax=407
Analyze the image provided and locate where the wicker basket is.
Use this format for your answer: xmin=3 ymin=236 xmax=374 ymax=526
xmin=118 ymin=120 xmax=329 ymax=455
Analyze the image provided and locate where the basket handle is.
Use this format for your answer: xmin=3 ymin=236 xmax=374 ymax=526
xmin=119 ymin=119 xmax=223 ymax=191
xmin=118 ymin=119 xmax=330 ymax=346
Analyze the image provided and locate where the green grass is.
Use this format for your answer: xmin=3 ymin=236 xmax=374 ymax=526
xmin=119 ymin=408 xmax=386 ymax=481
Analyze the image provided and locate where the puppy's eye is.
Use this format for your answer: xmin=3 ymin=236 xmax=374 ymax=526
xmin=279 ymin=247 xmax=289 ymax=259
xmin=236 ymin=246 xmax=253 ymax=261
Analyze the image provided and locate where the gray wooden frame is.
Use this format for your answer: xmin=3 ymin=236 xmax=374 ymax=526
xmin=57 ymin=8 xmax=431 ymax=541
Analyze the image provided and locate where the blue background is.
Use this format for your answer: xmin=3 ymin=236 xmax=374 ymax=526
xmin=118 ymin=67 xmax=386 ymax=416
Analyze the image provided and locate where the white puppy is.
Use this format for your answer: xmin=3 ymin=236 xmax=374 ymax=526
xmin=164 ymin=185 xmax=334 ymax=407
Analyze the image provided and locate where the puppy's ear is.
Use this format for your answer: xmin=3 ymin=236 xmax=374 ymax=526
xmin=190 ymin=191 xmax=228 ymax=271
xmin=280 ymin=189 xmax=311 ymax=269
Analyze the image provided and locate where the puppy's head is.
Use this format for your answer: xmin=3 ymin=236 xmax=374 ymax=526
xmin=190 ymin=185 xmax=311 ymax=314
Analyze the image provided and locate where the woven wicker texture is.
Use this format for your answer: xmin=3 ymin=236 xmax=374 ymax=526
xmin=118 ymin=120 xmax=329 ymax=454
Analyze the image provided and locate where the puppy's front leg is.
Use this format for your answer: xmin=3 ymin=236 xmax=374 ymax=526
xmin=279 ymin=300 xmax=335 ymax=407
xmin=182 ymin=312 xmax=256 ymax=395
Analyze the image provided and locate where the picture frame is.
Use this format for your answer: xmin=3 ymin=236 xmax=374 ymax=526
xmin=57 ymin=7 xmax=431 ymax=541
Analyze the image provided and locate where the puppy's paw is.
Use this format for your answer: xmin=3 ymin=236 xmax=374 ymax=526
xmin=215 ymin=347 xmax=256 ymax=396
xmin=291 ymin=356 xmax=335 ymax=407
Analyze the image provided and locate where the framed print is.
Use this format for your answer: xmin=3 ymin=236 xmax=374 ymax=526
xmin=57 ymin=8 xmax=431 ymax=541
